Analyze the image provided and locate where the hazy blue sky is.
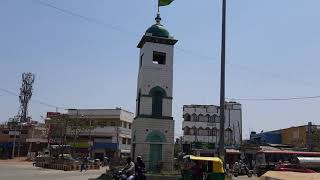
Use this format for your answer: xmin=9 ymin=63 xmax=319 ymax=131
xmin=1 ymin=0 xmax=319 ymax=138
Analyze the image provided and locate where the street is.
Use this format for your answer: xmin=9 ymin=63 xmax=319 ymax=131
xmin=0 ymin=163 xmax=260 ymax=180
xmin=0 ymin=162 xmax=105 ymax=180
xmin=232 ymin=176 xmax=259 ymax=180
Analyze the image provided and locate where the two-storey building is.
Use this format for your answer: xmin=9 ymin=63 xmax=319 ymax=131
xmin=46 ymin=108 xmax=133 ymax=160
xmin=182 ymin=102 xmax=242 ymax=155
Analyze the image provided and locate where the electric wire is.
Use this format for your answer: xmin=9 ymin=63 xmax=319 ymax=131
xmin=0 ymin=88 xmax=67 ymax=110
xmin=32 ymin=0 xmax=317 ymax=89
xmin=226 ymin=95 xmax=320 ymax=101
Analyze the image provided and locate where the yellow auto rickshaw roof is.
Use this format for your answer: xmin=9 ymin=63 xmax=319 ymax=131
xmin=184 ymin=155 xmax=223 ymax=163
xmin=184 ymin=155 xmax=224 ymax=173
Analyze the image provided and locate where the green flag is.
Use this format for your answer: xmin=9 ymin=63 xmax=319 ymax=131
xmin=159 ymin=0 xmax=174 ymax=6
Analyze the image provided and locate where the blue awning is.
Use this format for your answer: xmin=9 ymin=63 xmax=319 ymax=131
xmin=0 ymin=142 xmax=14 ymax=148
xmin=93 ymin=143 xmax=118 ymax=149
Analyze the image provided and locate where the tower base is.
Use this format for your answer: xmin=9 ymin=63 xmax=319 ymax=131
xmin=132 ymin=117 xmax=174 ymax=172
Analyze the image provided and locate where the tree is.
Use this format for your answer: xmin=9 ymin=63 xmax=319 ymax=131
xmin=46 ymin=114 xmax=94 ymax=157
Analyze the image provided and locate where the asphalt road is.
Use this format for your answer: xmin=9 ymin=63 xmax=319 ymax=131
xmin=0 ymin=161 xmax=259 ymax=180
xmin=0 ymin=163 xmax=106 ymax=180
xmin=232 ymin=175 xmax=259 ymax=180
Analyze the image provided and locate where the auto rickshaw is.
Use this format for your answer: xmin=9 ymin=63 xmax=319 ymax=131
xmin=180 ymin=155 xmax=225 ymax=180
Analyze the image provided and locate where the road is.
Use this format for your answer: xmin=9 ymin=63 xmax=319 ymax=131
xmin=0 ymin=163 xmax=105 ymax=180
xmin=232 ymin=175 xmax=259 ymax=180
xmin=0 ymin=159 xmax=259 ymax=180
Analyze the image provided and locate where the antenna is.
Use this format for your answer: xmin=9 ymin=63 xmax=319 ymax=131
xmin=18 ymin=72 xmax=35 ymax=123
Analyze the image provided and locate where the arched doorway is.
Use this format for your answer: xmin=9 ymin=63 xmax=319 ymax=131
xmin=145 ymin=130 xmax=167 ymax=171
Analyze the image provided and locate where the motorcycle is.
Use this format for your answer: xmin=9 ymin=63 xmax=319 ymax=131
xmin=233 ymin=162 xmax=252 ymax=177
xmin=112 ymin=170 xmax=130 ymax=180
xmin=112 ymin=170 xmax=147 ymax=180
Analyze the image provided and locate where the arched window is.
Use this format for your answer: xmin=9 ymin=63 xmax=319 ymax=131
xmin=215 ymin=115 xmax=220 ymax=123
xmin=149 ymin=86 xmax=167 ymax=117
xmin=205 ymin=127 xmax=211 ymax=136
xmin=198 ymin=127 xmax=204 ymax=136
xmin=183 ymin=126 xmax=191 ymax=135
xmin=191 ymin=114 xmax=198 ymax=122
xmin=184 ymin=114 xmax=191 ymax=121
xmin=198 ymin=114 xmax=205 ymax=122
xmin=212 ymin=128 xmax=217 ymax=136
xmin=191 ymin=126 xmax=197 ymax=135
xmin=205 ymin=114 xmax=211 ymax=122
xmin=210 ymin=115 xmax=215 ymax=123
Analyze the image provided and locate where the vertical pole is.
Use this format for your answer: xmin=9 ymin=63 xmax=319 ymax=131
xmin=17 ymin=124 xmax=22 ymax=157
xmin=12 ymin=126 xmax=17 ymax=159
xmin=27 ymin=126 xmax=34 ymax=159
xmin=27 ymin=142 xmax=32 ymax=159
xmin=219 ymin=0 xmax=227 ymax=160
xmin=116 ymin=124 xmax=119 ymax=159
xmin=89 ymin=118 xmax=92 ymax=158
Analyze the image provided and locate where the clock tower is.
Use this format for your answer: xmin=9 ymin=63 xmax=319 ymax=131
xmin=132 ymin=14 xmax=177 ymax=171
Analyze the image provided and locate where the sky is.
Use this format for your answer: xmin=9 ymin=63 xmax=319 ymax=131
xmin=1 ymin=0 xmax=320 ymax=139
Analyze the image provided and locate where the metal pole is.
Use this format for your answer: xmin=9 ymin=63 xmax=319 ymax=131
xmin=12 ymin=125 xmax=17 ymax=159
xmin=17 ymin=123 xmax=22 ymax=157
xmin=89 ymin=118 xmax=92 ymax=158
xmin=218 ymin=0 xmax=227 ymax=160
xmin=27 ymin=125 xmax=34 ymax=159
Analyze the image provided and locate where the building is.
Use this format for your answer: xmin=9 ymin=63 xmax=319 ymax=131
xmin=281 ymin=123 xmax=320 ymax=151
xmin=25 ymin=123 xmax=48 ymax=158
xmin=132 ymin=14 xmax=177 ymax=171
xmin=0 ymin=123 xmax=28 ymax=159
xmin=0 ymin=121 xmax=46 ymax=159
xmin=182 ymin=102 xmax=242 ymax=155
xmin=250 ymin=131 xmax=282 ymax=144
xmin=46 ymin=108 xmax=133 ymax=160
xmin=250 ymin=122 xmax=320 ymax=151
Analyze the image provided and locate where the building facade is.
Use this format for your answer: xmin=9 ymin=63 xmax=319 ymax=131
xmin=281 ymin=123 xmax=320 ymax=150
xmin=182 ymin=102 xmax=242 ymax=154
xmin=0 ymin=121 xmax=47 ymax=159
xmin=250 ymin=122 xmax=320 ymax=151
xmin=132 ymin=14 xmax=177 ymax=171
xmin=47 ymin=108 xmax=133 ymax=160
xmin=250 ymin=131 xmax=282 ymax=144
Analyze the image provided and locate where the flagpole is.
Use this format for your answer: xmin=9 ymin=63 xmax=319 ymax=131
xmin=158 ymin=1 xmax=160 ymax=13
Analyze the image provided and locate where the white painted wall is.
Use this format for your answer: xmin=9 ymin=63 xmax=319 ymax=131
xmin=137 ymin=42 xmax=174 ymax=97
xmin=182 ymin=102 xmax=242 ymax=147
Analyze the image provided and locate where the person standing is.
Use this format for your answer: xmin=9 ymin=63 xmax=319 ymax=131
xmin=80 ymin=156 xmax=85 ymax=172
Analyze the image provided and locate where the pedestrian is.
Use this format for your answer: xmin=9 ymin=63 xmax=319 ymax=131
xmin=84 ymin=155 xmax=89 ymax=171
xmin=80 ymin=156 xmax=85 ymax=172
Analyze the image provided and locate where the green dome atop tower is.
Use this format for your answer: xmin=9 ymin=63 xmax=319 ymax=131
xmin=145 ymin=14 xmax=170 ymax=38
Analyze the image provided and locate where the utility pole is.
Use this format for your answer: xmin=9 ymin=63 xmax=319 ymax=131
xmin=17 ymin=123 xmax=22 ymax=157
xmin=88 ymin=118 xmax=92 ymax=158
xmin=11 ymin=124 xmax=17 ymax=159
xmin=218 ymin=0 xmax=227 ymax=161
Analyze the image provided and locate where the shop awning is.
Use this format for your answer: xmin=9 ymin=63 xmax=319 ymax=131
xmin=94 ymin=142 xmax=118 ymax=149
xmin=68 ymin=142 xmax=90 ymax=148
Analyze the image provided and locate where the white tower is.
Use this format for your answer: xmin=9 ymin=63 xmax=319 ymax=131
xmin=132 ymin=14 xmax=178 ymax=171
